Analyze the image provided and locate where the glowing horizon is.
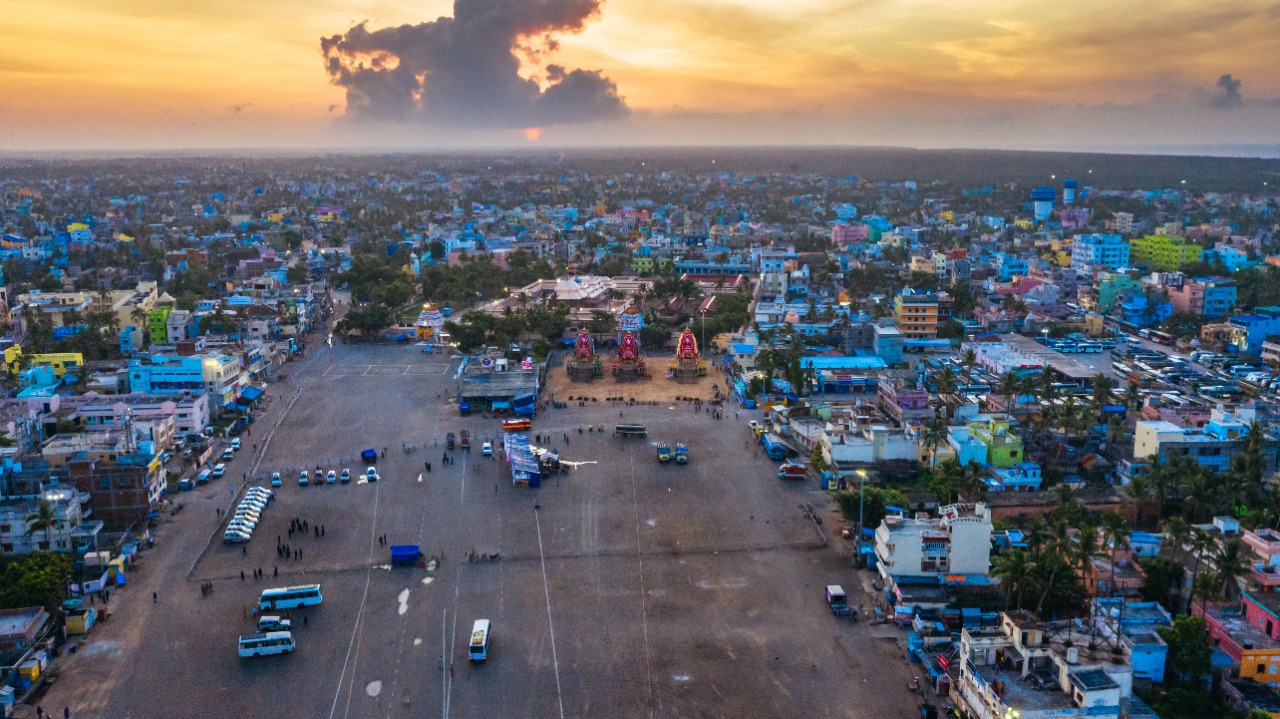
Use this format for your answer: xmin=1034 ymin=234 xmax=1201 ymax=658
xmin=4 ymin=0 xmax=1280 ymax=152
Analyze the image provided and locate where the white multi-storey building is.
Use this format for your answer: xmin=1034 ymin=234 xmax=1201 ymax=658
xmin=1071 ymin=234 xmax=1131 ymax=274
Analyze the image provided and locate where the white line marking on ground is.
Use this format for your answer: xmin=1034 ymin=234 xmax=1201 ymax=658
xmin=534 ymin=506 xmax=567 ymax=719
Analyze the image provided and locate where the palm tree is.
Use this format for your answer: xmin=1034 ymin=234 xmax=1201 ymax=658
xmin=1124 ymin=380 xmax=1142 ymax=412
xmin=935 ymin=365 xmax=958 ymax=395
xmin=961 ymin=347 xmax=978 ymax=384
xmin=24 ymin=500 xmax=60 ymax=551
xmin=1126 ymin=473 xmax=1154 ymax=526
xmin=1034 ymin=519 xmax=1075 ymax=615
xmin=921 ymin=416 xmax=949 ymax=467
xmin=1100 ymin=511 xmax=1131 ymax=600
xmin=1145 ymin=456 xmax=1173 ymax=522
xmin=1161 ymin=516 xmax=1190 ymax=559
xmin=1091 ymin=372 xmax=1116 ymax=412
xmin=1212 ymin=539 xmax=1250 ymax=603
xmin=997 ymin=371 xmax=1021 ymax=414
xmin=1185 ymin=528 xmax=1214 ymax=615
xmin=993 ymin=549 xmax=1035 ymax=610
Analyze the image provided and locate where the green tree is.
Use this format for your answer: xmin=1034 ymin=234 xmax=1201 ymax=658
xmin=833 ymin=485 xmax=907 ymax=530
xmin=0 ymin=552 xmax=72 ymax=611
xmin=1137 ymin=556 xmax=1185 ymax=611
xmin=1157 ymin=616 xmax=1211 ymax=678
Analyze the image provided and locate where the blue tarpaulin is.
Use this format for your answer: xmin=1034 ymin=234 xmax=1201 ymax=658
xmin=503 ymin=432 xmax=541 ymax=488
xmin=224 ymin=403 xmax=248 ymax=412
xmin=239 ymin=386 xmax=263 ymax=401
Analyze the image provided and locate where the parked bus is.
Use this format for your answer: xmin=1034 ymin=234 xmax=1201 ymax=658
xmin=258 ymin=584 xmax=323 ymax=611
xmin=469 ymin=619 xmax=492 ymax=662
xmin=238 ymin=631 xmax=296 ymax=658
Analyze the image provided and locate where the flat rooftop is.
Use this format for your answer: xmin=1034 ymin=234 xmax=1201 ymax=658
xmin=1204 ymin=604 xmax=1280 ymax=650
xmin=971 ymin=664 xmax=1075 ymax=712
xmin=998 ymin=333 xmax=1101 ymax=380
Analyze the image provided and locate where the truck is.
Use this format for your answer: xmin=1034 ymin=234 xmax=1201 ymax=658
xmin=460 ymin=430 xmax=471 ymax=450
xmin=777 ymin=461 xmax=807 ymax=480
xmin=674 ymin=443 xmax=688 ymax=464
xmin=656 ymin=443 xmax=672 ymax=462
xmin=502 ymin=418 xmax=532 ymax=432
xmin=761 ymin=433 xmax=786 ymax=460
xmin=446 ymin=432 xmax=455 ymax=449
xmin=390 ymin=545 xmax=422 ymax=566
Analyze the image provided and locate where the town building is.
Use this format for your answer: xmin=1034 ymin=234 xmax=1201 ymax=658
xmin=1091 ymin=598 xmax=1172 ymax=683
xmin=1163 ymin=275 xmax=1238 ymax=318
xmin=955 ymin=611 xmax=1155 ymax=719
xmin=1071 ymin=234 xmax=1130 ymax=274
xmin=892 ymin=288 xmax=939 ymax=339
xmin=967 ymin=415 xmax=1026 ymax=468
xmin=0 ymin=485 xmax=102 ymax=555
xmin=41 ymin=432 xmax=166 ymax=529
xmin=1129 ymin=234 xmax=1203 ymax=272
xmin=876 ymin=378 xmax=932 ymax=426
xmin=1229 ymin=307 xmax=1280 ymax=355
xmin=1198 ymin=592 xmax=1280 ymax=686
xmin=1132 ymin=409 xmax=1257 ymax=472
xmin=874 ymin=503 xmax=993 ymax=595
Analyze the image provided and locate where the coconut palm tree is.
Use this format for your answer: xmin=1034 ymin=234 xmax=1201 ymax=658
xmin=24 ymin=500 xmax=60 ymax=551
xmin=1185 ymin=528 xmax=1214 ymax=615
xmin=997 ymin=371 xmax=1022 ymax=414
xmin=1212 ymin=539 xmax=1250 ymax=603
xmin=1161 ymin=516 xmax=1190 ymax=559
xmin=921 ymin=416 xmax=949 ymax=468
xmin=935 ymin=365 xmax=958 ymax=395
xmin=961 ymin=347 xmax=978 ymax=384
xmin=1124 ymin=380 xmax=1142 ymax=412
xmin=993 ymin=549 xmax=1035 ymax=610
xmin=1091 ymin=373 xmax=1117 ymax=412
xmin=1100 ymin=511 xmax=1130 ymax=599
xmin=1032 ymin=518 xmax=1075 ymax=615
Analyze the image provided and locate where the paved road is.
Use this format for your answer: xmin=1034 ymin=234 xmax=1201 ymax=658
xmin=35 ymin=338 xmax=928 ymax=719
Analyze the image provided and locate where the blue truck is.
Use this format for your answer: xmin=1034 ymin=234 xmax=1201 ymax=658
xmin=761 ymin=433 xmax=786 ymax=460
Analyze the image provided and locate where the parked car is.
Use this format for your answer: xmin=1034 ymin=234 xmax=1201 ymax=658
xmin=223 ymin=530 xmax=252 ymax=543
xmin=481 ymin=442 xmax=493 ymax=456
xmin=258 ymin=616 xmax=292 ymax=632
xmin=231 ymin=438 xmax=242 ymax=451
xmin=299 ymin=470 xmax=309 ymax=486
xmin=223 ymin=448 xmax=235 ymax=461
xmin=313 ymin=469 xmax=323 ymax=485
xmin=340 ymin=468 xmax=351 ymax=484
xmin=326 ymin=470 xmax=337 ymax=484
xmin=212 ymin=463 xmax=227 ymax=478
xmin=366 ymin=467 xmax=378 ymax=482
xmin=271 ymin=472 xmax=282 ymax=487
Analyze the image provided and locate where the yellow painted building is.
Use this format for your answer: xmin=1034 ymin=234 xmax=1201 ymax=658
xmin=26 ymin=352 xmax=84 ymax=378
xmin=892 ymin=290 xmax=939 ymax=339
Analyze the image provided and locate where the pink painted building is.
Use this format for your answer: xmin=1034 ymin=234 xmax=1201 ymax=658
xmin=832 ymin=223 xmax=868 ymax=244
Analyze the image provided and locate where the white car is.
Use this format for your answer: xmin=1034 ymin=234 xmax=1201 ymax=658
xmin=226 ymin=522 xmax=255 ymax=535
xmin=340 ymin=468 xmax=351 ymax=484
xmin=234 ymin=508 xmax=262 ymax=521
xmin=246 ymin=488 xmax=274 ymax=500
xmin=270 ymin=472 xmax=282 ymax=487
xmin=326 ymin=470 xmax=337 ymax=484
xmin=230 ymin=438 xmax=242 ymax=451
xmin=481 ymin=442 xmax=493 ymax=456
xmin=366 ymin=467 xmax=378 ymax=482
xmin=222 ymin=448 xmax=235 ymax=461
xmin=299 ymin=470 xmax=309 ymax=486
xmin=212 ymin=463 xmax=227 ymax=478
xmin=223 ymin=530 xmax=252 ymax=544
xmin=241 ymin=496 xmax=269 ymax=508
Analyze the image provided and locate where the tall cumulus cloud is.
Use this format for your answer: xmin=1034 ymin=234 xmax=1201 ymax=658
xmin=1210 ymin=73 xmax=1244 ymax=109
xmin=320 ymin=0 xmax=628 ymax=127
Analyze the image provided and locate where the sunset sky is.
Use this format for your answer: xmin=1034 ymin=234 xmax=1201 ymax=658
xmin=4 ymin=0 xmax=1280 ymax=152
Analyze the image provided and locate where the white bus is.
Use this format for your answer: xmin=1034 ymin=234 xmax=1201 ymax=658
xmin=468 ymin=619 xmax=492 ymax=662
xmin=258 ymin=584 xmax=323 ymax=610
xmin=238 ymin=631 xmax=295 ymax=657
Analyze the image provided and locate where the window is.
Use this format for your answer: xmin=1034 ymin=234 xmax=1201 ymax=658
xmin=1259 ymin=664 xmax=1266 ymax=675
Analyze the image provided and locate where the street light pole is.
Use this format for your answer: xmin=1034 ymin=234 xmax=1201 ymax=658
xmin=700 ymin=310 xmax=706 ymax=354
xmin=855 ymin=469 xmax=868 ymax=565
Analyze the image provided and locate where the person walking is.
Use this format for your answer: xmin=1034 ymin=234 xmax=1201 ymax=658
xmin=152 ymin=591 xmax=157 ymax=603
xmin=241 ymin=570 xmax=245 ymax=581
